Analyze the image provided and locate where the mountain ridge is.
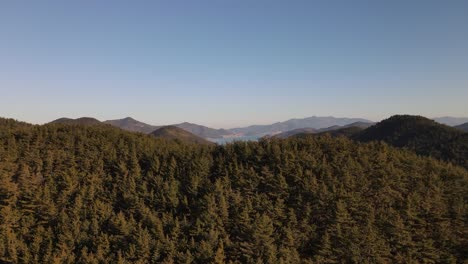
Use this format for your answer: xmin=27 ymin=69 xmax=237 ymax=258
xmin=49 ymin=116 xmax=468 ymax=141
xmin=173 ymin=122 xmax=231 ymax=138
xmin=230 ymin=116 xmax=373 ymax=136
xmin=151 ymin=126 xmax=214 ymax=145
xmin=433 ymin=117 xmax=468 ymax=126
xmin=355 ymin=115 xmax=467 ymax=168
xmin=104 ymin=117 xmax=160 ymax=134
xmin=273 ymin=121 xmax=374 ymax=139
xmin=94 ymin=116 xmax=376 ymax=138
xmin=454 ymin=122 xmax=468 ymax=132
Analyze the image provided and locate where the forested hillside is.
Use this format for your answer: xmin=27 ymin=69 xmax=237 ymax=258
xmin=354 ymin=115 xmax=468 ymax=169
xmin=0 ymin=118 xmax=466 ymax=263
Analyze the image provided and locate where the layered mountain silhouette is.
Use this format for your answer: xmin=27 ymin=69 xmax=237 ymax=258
xmin=323 ymin=121 xmax=374 ymax=130
xmin=173 ymin=122 xmax=231 ymax=138
xmin=273 ymin=121 xmax=373 ymax=139
xmin=49 ymin=115 xmax=468 ymax=161
xmin=49 ymin=117 xmax=213 ymax=145
xmin=151 ymin=126 xmax=213 ymax=145
xmin=272 ymin=128 xmax=317 ymax=139
xmin=101 ymin=116 xmax=375 ymax=138
xmin=230 ymin=116 xmax=372 ymax=136
xmin=455 ymin=122 xmax=468 ymax=132
xmin=269 ymin=115 xmax=467 ymax=169
xmin=433 ymin=117 xmax=468 ymax=126
xmin=103 ymin=118 xmax=230 ymax=138
xmin=318 ymin=126 xmax=366 ymax=137
xmin=354 ymin=115 xmax=467 ymax=168
xmin=104 ymin=117 xmax=159 ymax=134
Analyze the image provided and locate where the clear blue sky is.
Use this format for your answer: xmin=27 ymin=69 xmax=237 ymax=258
xmin=1 ymin=0 xmax=467 ymax=128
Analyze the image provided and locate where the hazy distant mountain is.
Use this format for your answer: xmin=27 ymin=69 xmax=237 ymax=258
xmin=232 ymin=117 xmax=372 ymax=136
xmin=433 ymin=117 xmax=468 ymax=126
xmin=151 ymin=126 xmax=213 ymax=145
xmin=318 ymin=121 xmax=374 ymax=132
xmin=274 ymin=121 xmax=373 ymax=139
xmin=454 ymin=122 xmax=468 ymax=132
xmin=173 ymin=122 xmax=232 ymax=139
xmin=50 ymin=117 xmax=102 ymax=125
xmin=104 ymin=118 xmax=231 ymax=138
xmin=104 ymin=117 xmax=160 ymax=134
xmin=355 ymin=115 xmax=468 ymax=168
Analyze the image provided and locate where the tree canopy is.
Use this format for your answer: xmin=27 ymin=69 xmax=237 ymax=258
xmin=0 ymin=118 xmax=466 ymax=263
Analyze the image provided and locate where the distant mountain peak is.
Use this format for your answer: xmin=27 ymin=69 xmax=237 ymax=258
xmin=103 ymin=118 xmax=232 ymax=138
xmin=229 ymin=116 xmax=373 ymax=136
xmin=272 ymin=121 xmax=374 ymax=139
xmin=433 ymin=116 xmax=468 ymax=126
xmin=172 ymin=122 xmax=232 ymax=138
xmin=104 ymin=117 xmax=159 ymax=134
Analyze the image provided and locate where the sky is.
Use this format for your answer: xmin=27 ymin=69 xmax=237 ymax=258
xmin=1 ymin=0 xmax=467 ymax=128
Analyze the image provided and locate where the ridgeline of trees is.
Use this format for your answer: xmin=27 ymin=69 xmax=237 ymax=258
xmin=0 ymin=117 xmax=467 ymax=263
xmin=354 ymin=115 xmax=468 ymax=169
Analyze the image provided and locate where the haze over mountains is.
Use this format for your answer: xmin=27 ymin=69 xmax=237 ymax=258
xmin=272 ymin=121 xmax=374 ymax=139
xmin=50 ymin=115 xmax=468 ymax=143
xmin=229 ymin=116 xmax=373 ymax=136
xmin=433 ymin=117 xmax=468 ymax=126
xmin=47 ymin=115 xmax=468 ymax=169
xmin=50 ymin=116 xmax=375 ymax=138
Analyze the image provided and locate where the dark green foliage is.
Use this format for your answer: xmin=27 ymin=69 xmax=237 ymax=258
xmin=0 ymin=117 xmax=466 ymax=263
xmin=354 ymin=115 xmax=468 ymax=169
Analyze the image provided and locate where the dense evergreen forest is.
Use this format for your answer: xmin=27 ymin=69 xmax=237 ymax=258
xmin=0 ymin=118 xmax=467 ymax=263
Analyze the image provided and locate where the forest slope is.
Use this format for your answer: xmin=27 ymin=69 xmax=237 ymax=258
xmin=0 ymin=117 xmax=466 ymax=263
xmin=354 ymin=115 xmax=468 ymax=168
